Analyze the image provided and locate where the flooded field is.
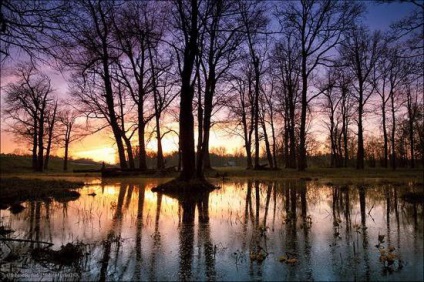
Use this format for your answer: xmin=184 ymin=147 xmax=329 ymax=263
xmin=1 ymin=178 xmax=423 ymax=281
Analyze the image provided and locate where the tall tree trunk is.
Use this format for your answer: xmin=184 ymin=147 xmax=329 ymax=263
xmin=44 ymin=103 xmax=57 ymax=170
xmin=32 ymin=118 xmax=38 ymax=171
xmin=196 ymin=67 xmax=204 ymax=177
xmin=356 ymin=82 xmax=365 ymax=169
xmin=337 ymin=130 xmax=344 ymax=167
xmin=298 ymin=59 xmax=308 ymax=171
xmin=138 ymin=109 xmax=147 ymax=170
xmin=44 ymin=135 xmax=52 ymax=170
xmin=390 ymin=92 xmax=397 ymax=170
xmin=63 ymin=139 xmax=69 ymax=171
xmin=284 ymin=118 xmax=290 ymax=168
xmin=178 ymin=0 xmax=199 ymax=181
xmin=253 ymin=58 xmax=260 ymax=169
xmin=343 ymin=130 xmax=349 ymax=167
xmin=407 ymin=94 xmax=415 ymax=168
xmin=289 ymin=117 xmax=297 ymax=169
xmin=382 ymin=103 xmax=388 ymax=168
xmin=102 ymin=56 xmax=127 ymax=169
xmin=342 ymin=103 xmax=349 ymax=167
xmin=177 ymin=148 xmax=182 ymax=172
xmin=261 ymin=119 xmax=273 ymax=169
xmin=201 ymin=76 xmax=215 ymax=171
xmin=270 ymin=114 xmax=278 ymax=169
xmin=123 ymin=135 xmax=135 ymax=169
xmin=179 ymin=82 xmax=196 ymax=181
xmin=156 ymin=125 xmax=165 ymax=170
xmin=330 ymin=111 xmax=336 ymax=168
xmin=37 ymin=111 xmax=45 ymax=172
xmin=148 ymin=45 xmax=165 ymax=171
xmin=241 ymin=101 xmax=253 ymax=169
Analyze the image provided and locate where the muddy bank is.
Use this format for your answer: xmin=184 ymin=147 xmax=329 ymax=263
xmin=0 ymin=177 xmax=84 ymax=209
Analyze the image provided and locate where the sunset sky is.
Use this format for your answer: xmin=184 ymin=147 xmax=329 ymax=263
xmin=0 ymin=1 xmax=417 ymax=163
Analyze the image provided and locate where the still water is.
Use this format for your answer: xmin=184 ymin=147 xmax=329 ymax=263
xmin=1 ymin=178 xmax=423 ymax=281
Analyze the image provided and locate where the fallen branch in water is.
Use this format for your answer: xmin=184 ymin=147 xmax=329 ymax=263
xmin=0 ymin=238 xmax=54 ymax=247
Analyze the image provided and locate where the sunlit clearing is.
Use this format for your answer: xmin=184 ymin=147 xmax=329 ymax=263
xmin=146 ymin=138 xmax=178 ymax=155
xmin=73 ymin=147 xmax=116 ymax=164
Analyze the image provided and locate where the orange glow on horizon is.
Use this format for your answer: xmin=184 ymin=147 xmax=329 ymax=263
xmin=72 ymin=147 xmax=117 ymax=164
xmin=1 ymin=124 xmax=245 ymax=163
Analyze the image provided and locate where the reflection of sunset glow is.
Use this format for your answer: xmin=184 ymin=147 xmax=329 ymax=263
xmin=103 ymin=186 xmax=118 ymax=195
xmin=2 ymin=180 xmax=422 ymax=281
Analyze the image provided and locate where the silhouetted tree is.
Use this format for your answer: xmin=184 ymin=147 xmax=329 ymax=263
xmin=404 ymin=74 xmax=423 ymax=167
xmin=111 ymin=1 xmax=172 ymax=170
xmin=52 ymin=0 xmax=128 ymax=168
xmin=276 ymin=0 xmax=362 ymax=171
xmin=376 ymin=44 xmax=410 ymax=169
xmin=239 ymin=1 xmax=269 ymax=170
xmin=272 ymin=32 xmax=301 ymax=169
xmin=340 ymin=26 xmax=384 ymax=169
xmin=3 ymin=64 xmax=56 ymax=171
xmin=172 ymin=0 xmax=201 ymax=181
xmin=43 ymin=100 xmax=58 ymax=170
xmin=57 ymin=106 xmax=85 ymax=171
xmin=228 ymin=62 xmax=255 ymax=169
xmin=196 ymin=0 xmax=244 ymax=173
xmin=0 ymin=0 xmax=69 ymax=63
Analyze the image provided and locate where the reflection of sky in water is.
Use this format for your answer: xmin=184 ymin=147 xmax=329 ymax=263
xmin=1 ymin=179 xmax=423 ymax=281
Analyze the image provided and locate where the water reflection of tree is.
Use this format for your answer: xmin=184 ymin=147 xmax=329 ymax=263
xmin=28 ymin=201 xmax=41 ymax=248
xmin=26 ymin=200 xmax=55 ymax=249
xmin=148 ymin=192 xmax=163 ymax=281
xmin=6 ymin=179 xmax=423 ymax=281
xmin=134 ymin=184 xmax=146 ymax=281
xmin=167 ymin=191 xmax=215 ymax=281
xmin=283 ymin=180 xmax=314 ymax=280
xmin=99 ymin=182 xmax=128 ymax=281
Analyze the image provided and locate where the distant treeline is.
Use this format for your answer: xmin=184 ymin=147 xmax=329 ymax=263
xmin=141 ymin=151 xmax=422 ymax=170
xmin=1 ymin=151 xmax=421 ymax=173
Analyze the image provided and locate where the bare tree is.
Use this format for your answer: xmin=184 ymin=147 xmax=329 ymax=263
xmin=239 ymin=0 xmax=269 ymax=170
xmin=404 ymin=74 xmax=422 ymax=167
xmin=386 ymin=0 xmax=424 ymax=58
xmin=0 ymin=0 xmax=69 ymax=63
xmin=43 ymin=100 xmax=58 ymax=170
xmin=171 ymin=0 xmax=201 ymax=181
xmin=272 ymin=31 xmax=301 ymax=169
xmin=3 ymin=64 xmax=55 ymax=171
xmin=57 ymin=105 xmax=87 ymax=171
xmin=276 ymin=0 xmax=362 ymax=171
xmin=337 ymin=67 xmax=355 ymax=167
xmin=375 ymin=43 xmax=411 ymax=169
xmin=51 ymin=0 xmax=128 ymax=168
xmin=195 ymin=0 xmax=244 ymax=174
xmin=143 ymin=4 xmax=178 ymax=171
xmin=319 ymin=69 xmax=341 ymax=167
xmin=261 ymin=71 xmax=280 ymax=169
xmin=340 ymin=26 xmax=384 ymax=169
xmin=111 ymin=1 xmax=173 ymax=170
xmin=228 ymin=61 xmax=255 ymax=169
